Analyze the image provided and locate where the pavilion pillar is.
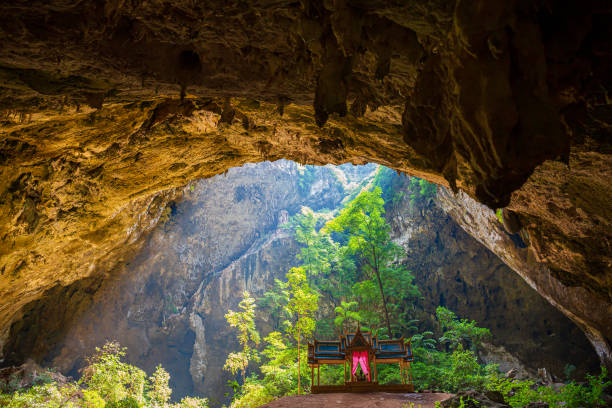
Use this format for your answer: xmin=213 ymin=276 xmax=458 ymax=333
xmin=311 ymin=366 xmax=314 ymax=388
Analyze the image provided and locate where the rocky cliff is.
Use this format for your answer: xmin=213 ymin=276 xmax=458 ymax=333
xmin=436 ymin=187 xmax=612 ymax=378
xmin=2 ymin=161 xmax=375 ymax=400
xmin=2 ymin=163 xmax=600 ymax=403
xmin=386 ymin=176 xmax=599 ymax=378
xmin=1 ymin=2 xmax=610 ymax=372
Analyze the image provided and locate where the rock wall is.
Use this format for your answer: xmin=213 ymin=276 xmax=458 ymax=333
xmin=1 ymin=1 xmax=610 ymax=365
xmin=3 ymin=161 xmax=369 ymax=400
xmin=2 ymin=164 xmax=600 ymax=403
xmin=437 ymin=187 xmax=612 ymax=373
xmin=386 ymin=177 xmax=599 ymax=378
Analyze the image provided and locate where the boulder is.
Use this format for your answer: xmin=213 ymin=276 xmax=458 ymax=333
xmin=441 ymin=390 xmax=509 ymax=408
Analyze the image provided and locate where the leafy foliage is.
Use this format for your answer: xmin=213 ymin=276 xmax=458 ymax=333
xmin=81 ymin=342 xmax=147 ymax=405
xmin=290 ymin=212 xmax=333 ymax=277
xmin=258 ymin=280 xmax=290 ymax=331
xmin=284 ymin=266 xmax=319 ymax=395
xmin=224 ymin=292 xmax=261 ymax=383
xmin=0 ymin=342 xmax=208 ymax=408
xmin=406 ymin=177 xmax=437 ymax=208
xmin=436 ymin=307 xmax=491 ymax=351
xmin=326 ymin=187 xmax=420 ymax=337
xmin=334 ymin=300 xmax=361 ymax=332
xmin=227 ymin=259 xmax=320 ymax=405
xmin=222 ymin=172 xmax=609 ymax=408
xmin=284 ymin=268 xmax=319 ymax=341
xmin=409 ymin=324 xmax=496 ymax=392
xmin=149 ymin=365 xmax=172 ymax=407
xmin=0 ymin=382 xmax=83 ymax=408
xmin=495 ymin=208 xmax=504 ymax=224
xmin=487 ymin=367 xmax=611 ymax=408
xmin=227 ymin=332 xmax=314 ymax=407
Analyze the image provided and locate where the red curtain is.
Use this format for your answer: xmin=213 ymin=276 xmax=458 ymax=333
xmin=351 ymin=351 xmax=370 ymax=381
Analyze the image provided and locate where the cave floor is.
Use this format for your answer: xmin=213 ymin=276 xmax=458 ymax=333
xmin=260 ymin=392 xmax=454 ymax=408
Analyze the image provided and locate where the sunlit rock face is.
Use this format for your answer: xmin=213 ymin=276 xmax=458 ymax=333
xmin=1 ymin=164 xmax=599 ymax=403
xmin=386 ymin=176 xmax=599 ymax=378
xmin=2 ymin=161 xmax=373 ymax=400
xmin=437 ymin=187 xmax=612 ymax=373
xmin=0 ymin=0 xmax=610 ymax=373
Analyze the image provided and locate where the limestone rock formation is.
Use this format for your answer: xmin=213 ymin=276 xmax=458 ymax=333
xmin=1 ymin=164 xmax=600 ymax=403
xmin=437 ymin=187 xmax=612 ymax=373
xmin=387 ymin=176 xmax=599 ymax=378
xmin=0 ymin=0 xmax=610 ymax=373
xmin=2 ymin=161 xmax=373 ymax=400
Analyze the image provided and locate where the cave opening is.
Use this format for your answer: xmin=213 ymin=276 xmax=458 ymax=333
xmin=1 ymin=160 xmax=601 ymax=405
xmin=1 ymin=2 xmax=611 ymax=406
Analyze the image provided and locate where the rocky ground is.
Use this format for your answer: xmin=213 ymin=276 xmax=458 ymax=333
xmin=260 ymin=392 xmax=454 ymax=408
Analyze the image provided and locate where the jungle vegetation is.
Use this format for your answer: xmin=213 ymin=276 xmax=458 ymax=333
xmin=1 ymin=173 xmax=609 ymax=408
xmin=0 ymin=342 xmax=209 ymax=408
xmin=222 ymin=175 xmax=610 ymax=408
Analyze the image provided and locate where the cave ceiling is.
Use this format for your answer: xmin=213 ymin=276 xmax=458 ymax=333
xmin=0 ymin=0 xmax=610 ymax=366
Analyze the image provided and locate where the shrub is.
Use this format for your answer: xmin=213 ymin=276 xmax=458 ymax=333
xmin=447 ymin=346 xmax=487 ymax=391
xmin=436 ymin=306 xmax=490 ymax=351
xmin=229 ymin=381 xmax=275 ymax=408
xmin=0 ymin=341 xmax=211 ymax=408
xmin=105 ymin=396 xmax=141 ymax=408
xmin=148 ymin=365 xmax=172 ymax=407
xmin=174 ymin=396 xmax=209 ymax=408
xmin=83 ymin=388 xmax=107 ymax=408
xmin=486 ymin=367 xmax=611 ymax=408
xmin=0 ymin=382 xmax=79 ymax=408
xmin=81 ymin=342 xmax=146 ymax=405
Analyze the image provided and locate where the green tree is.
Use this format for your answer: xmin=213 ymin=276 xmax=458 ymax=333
xmin=327 ymin=187 xmax=418 ymax=337
xmin=81 ymin=342 xmax=147 ymax=405
xmin=351 ymin=279 xmax=383 ymax=331
xmin=382 ymin=265 xmax=420 ymax=335
xmin=334 ymin=300 xmax=361 ymax=333
xmin=228 ymin=331 xmax=310 ymax=407
xmin=290 ymin=211 xmax=332 ymax=277
xmin=258 ymin=332 xmax=305 ymax=397
xmin=284 ymin=266 xmax=319 ymax=395
xmin=306 ymin=227 xmax=356 ymax=305
xmin=436 ymin=306 xmax=491 ymax=351
xmin=258 ymin=280 xmax=289 ymax=331
xmin=224 ymin=291 xmax=261 ymax=385
xmin=407 ymin=177 xmax=437 ymax=206
xmin=149 ymin=365 xmax=172 ymax=407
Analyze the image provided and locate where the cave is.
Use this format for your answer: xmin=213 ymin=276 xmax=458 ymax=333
xmin=0 ymin=161 xmax=602 ymax=403
xmin=0 ymin=1 xmax=611 ymax=407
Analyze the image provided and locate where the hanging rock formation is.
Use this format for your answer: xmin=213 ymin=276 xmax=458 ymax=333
xmin=0 ymin=0 xmax=610 ymax=370
xmin=437 ymin=187 xmax=612 ymax=375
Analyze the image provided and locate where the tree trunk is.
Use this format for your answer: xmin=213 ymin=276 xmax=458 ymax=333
xmin=369 ymin=243 xmax=392 ymax=337
xmin=374 ymin=267 xmax=392 ymax=337
xmin=297 ymin=315 xmax=301 ymax=395
xmin=242 ymin=357 xmax=246 ymax=385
